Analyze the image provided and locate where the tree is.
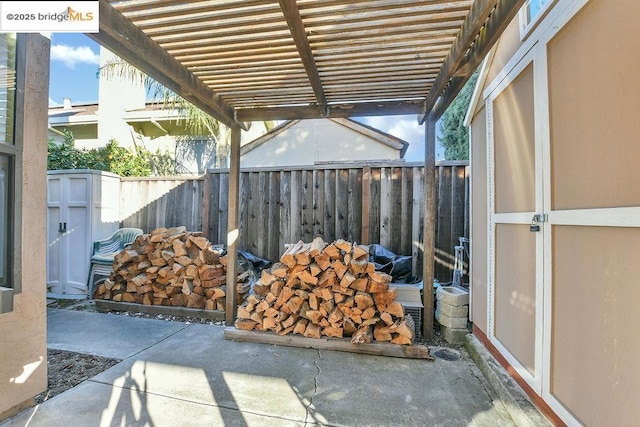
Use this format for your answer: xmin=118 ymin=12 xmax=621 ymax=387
xmin=438 ymin=71 xmax=478 ymax=160
xmin=99 ymin=58 xmax=231 ymax=168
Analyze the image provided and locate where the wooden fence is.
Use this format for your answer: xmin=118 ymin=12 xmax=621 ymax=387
xmin=119 ymin=161 xmax=469 ymax=283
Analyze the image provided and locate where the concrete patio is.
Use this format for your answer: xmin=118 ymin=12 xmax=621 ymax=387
xmin=2 ymin=308 xmax=526 ymax=426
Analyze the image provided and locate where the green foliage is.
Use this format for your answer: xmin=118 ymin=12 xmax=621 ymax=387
xmin=438 ymin=72 xmax=479 ymax=160
xmin=47 ymin=136 xmax=153 ymax=177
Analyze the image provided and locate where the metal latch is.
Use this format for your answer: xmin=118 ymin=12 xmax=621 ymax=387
xmin=530 ymin=213 xmax=547 ymax=232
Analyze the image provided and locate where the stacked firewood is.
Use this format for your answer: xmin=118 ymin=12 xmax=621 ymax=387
xmin=93 ymin=226 xmax=250 ymax=310
xmin=234 ymin=237 xmax=415 ymax=345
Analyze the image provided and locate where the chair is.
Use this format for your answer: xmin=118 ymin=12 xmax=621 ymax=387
xmin=87 ymin=228 xmax=144 ymax=298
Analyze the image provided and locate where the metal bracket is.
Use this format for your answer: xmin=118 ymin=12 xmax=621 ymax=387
xmin=532 ymin=213 xmax=548 ymax=223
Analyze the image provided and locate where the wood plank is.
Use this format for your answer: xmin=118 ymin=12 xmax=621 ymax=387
xmin=361 ymin=166 xmax=371 ymax=245
xmin=335 ymin=169 xmax=349 ymax=241
xmin=389 ymin=167 xmax=402 ymax=253
xmin=347 ymin=168 xmax=362 ymax=244
xmin=379 ymin=167 xmax=392 ymax=249
xmin=279 ymin=171 xmax=292 ymax=257
xmin=400 ymin=167 xmax=413 ymax=256
xmin=248 ymin=172 xmax=260 ymax=255
xmin=268 ymin=171 xmax=280 ymax=261
xmin=238 ymin=172 xmax=250 ymax=253
xmin=95 ymin=300 xmax=225 ymax=321
xmin=436 ymin=164 xmax=453 ymax=282
xmin=412 ymin=166 xmax=425 ymax=277
xmin=290 ymin=170 xmax=302 ymax=243
xmin=313 ymin=169 xmax=325 ymax=239
xmin=258 ymin=171 xmax=269 ymax=257
xmin=323 ymin=169 xmax=336 ymax=242
xmin=450 ymin=165 xmax=466 ymax=272
xmin=369 ymin=168 xmax=381 ymax=245
xmin=208 ymin=173 xmax=221 ymax=244
xmin=224 ymin=327 xmax=434 ymax=361
xmin=218 ymin=173 xmax=229 ymax=247
xmin=301 ymin=170 xmax=314 ymax=243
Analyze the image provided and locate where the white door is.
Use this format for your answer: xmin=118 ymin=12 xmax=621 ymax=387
xmin=47 ymin=173 xmax=91 ymax=297
xmin=485 ymin=47 xmax=545 ymax=393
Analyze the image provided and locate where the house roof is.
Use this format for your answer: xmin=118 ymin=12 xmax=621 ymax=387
xmin=241 ymin=118 xmax=409 ymax=157
xmin=89 ymin=0 xmax=525 ymax=127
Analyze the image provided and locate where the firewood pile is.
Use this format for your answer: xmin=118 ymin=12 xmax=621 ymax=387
xmin=93 ymin=226 xmax=251 ymax=310
xmin=234 ymin=237 xmax=415 ymax=345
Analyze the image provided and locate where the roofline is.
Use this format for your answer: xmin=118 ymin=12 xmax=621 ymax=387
xmin=464 ymin=46 xmax=496 ymax=127
xmin=240 ymin=117 xmax=410 ymax=158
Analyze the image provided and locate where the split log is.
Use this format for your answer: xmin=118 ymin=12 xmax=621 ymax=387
xmin=234 ymin=237 xmax=416 ymax=345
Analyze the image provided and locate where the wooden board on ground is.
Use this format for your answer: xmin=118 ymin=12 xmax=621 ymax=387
xmin=95 ymin=300 xmax=225 ymax=321
xmin=224 ymin=327 xmax=434 ymax=361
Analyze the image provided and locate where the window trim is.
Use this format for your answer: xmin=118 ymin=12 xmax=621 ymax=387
xmin=519 ymin=0 xmax=556 ymax=40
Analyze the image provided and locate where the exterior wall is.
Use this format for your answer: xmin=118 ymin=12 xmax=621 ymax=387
xmin=470 ymin=0 xmax=640 ymax=425
xmin=0 ymin=34 xmax=49 ymax=420
xmin=469 ymin=107 xmax=487 ymax=331
xmin=97 ymin=47 xmax=146 ymax=149
xmin=546 ymin=0 xmax=640 ymax=425
xmin=241 ymin=119 xmax=400 ymax=167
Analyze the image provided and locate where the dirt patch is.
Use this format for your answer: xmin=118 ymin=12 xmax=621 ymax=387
xmin=35 ymin=349 xmax=121 ymax=404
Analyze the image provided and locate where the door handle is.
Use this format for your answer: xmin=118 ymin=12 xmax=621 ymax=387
xmin=58 ymin=222 xmax=67 ymax=233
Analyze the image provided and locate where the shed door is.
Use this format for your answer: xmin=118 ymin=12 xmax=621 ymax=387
xmin=486 ymin=51 xmax=544 ymax=393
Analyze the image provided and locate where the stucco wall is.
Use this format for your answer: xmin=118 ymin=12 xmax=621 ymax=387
xmin=241 ymin=119 xmax=401 ymax=167
xmin=0 ymin=34 xmax=49 ymax=420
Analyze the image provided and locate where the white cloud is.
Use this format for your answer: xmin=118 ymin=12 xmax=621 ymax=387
xmin=50 ymin=44 xmax=99 ymax=69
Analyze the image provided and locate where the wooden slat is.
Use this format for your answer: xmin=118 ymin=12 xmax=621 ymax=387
xmin=336 ymin=169 xmax=349 ymax=240
xmin=369 ymin=168 xmax=382 ymax=246
xmin=361 ymin=166 xmax=371 ymax=245
xmin=379 ymin=167 xmax=392 ymax=249
xmin=412 ymin=166 xmax=425 ymax=276
xmin=323 ymin=169 xmax=336 ymax=243
xmin=268 ymin=171 xmax=281 ymax=260
xmin=313 ymin=169 xmax=325 ymax=239
xmin=279 ymin=171 xmax=292 ymax=255
xmin=400 ymin=167 xmax=413 ymax=256
xmin=436 ymin=164 xmax=453 ymax=281
xmin=348 ymin=168 xmax=362 ymax=243
xmin=223 ymin=327 xmax=434 ymax=361
xmin=91 ymin=0 xmax=238 ymax=128
xmin=301 ymin=170 xmax=314 ymax=242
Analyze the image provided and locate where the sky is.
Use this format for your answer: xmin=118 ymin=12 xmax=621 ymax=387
xmin=48 ymin=33 xmax=444 ymax=161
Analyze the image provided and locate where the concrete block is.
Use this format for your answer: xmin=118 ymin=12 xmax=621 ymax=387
xmin=440 ymin=324 xmax=469 ymax=345
xmin=436 ymin=286 xmax=469 ymax=306
xmin=436 ymin=309 xmax=468 ymax=329
xmin=437 ymin=301 xmax=468 ymax=318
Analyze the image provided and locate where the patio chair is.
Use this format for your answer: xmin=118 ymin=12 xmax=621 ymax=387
xmin=87 ymin=227 xmax=144 ymax=298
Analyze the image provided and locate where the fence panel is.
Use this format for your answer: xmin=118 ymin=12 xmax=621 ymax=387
xmin=120 ymin=161 xmax=469 ymax=283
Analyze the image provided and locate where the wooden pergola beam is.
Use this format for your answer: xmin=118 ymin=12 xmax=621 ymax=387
xmin=421 ymin=0 xmax=525 ymax=121
xmin=88 ymin=0 xmax=240 ymax=129
xmin=236 ymin=100 xmax=424 ymax=122
xmin=278 ymin=0 xmax=328 ymax=115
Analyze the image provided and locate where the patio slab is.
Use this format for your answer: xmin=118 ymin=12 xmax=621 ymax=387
xmin=3 ymin=308 xmax=518 ymax=426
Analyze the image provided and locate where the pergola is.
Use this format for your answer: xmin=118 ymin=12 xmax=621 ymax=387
xmin=89 ymin=0 xmax=525 ymax=338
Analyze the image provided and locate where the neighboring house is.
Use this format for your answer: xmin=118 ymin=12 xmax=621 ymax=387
xmin=465 ymin=0 xmax=640 ymax=426
xmin=240 ymin=118 xmax=408 ymax=167
xmin=48 ymin=47 xmax=270 ymax=174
